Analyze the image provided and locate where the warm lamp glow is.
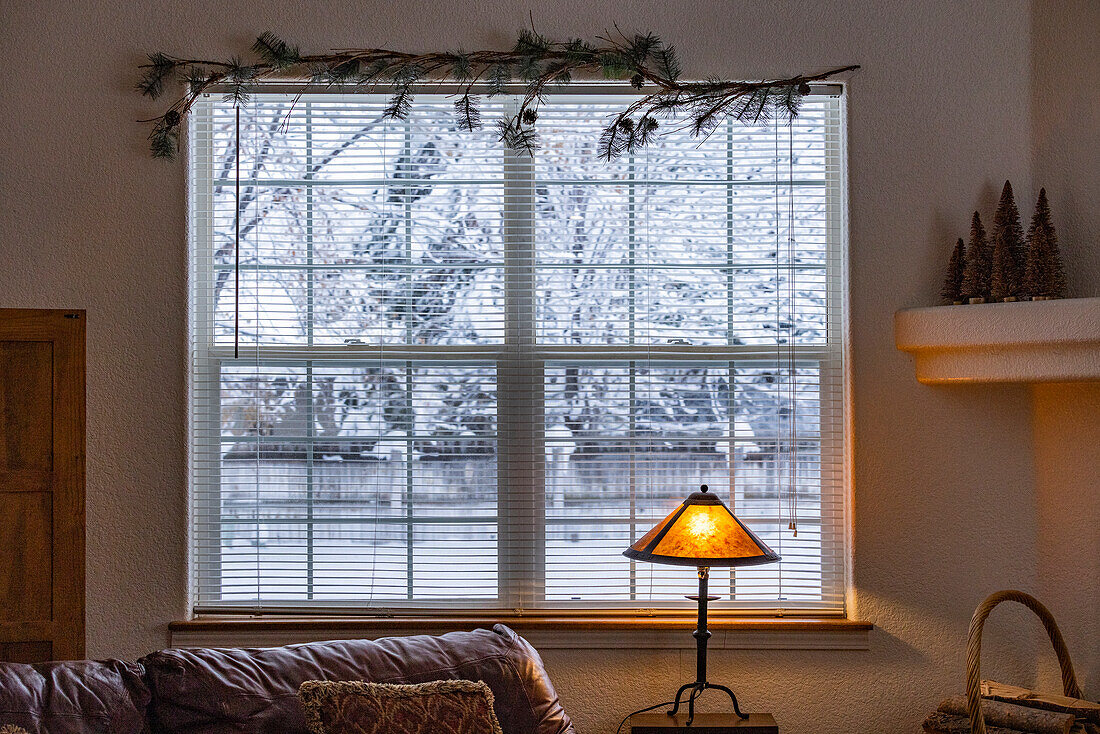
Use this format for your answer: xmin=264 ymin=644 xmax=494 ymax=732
xmin=685 ymin=510 xmax=718 ymax=539
xmin=623 ymin=485 xmax=779 ymax=567
xmin=621 ymin=484 xmax=780 ymax=724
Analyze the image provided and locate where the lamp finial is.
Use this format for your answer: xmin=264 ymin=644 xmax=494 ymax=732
xmin=700 ymin=484 xmax=708 ymax=492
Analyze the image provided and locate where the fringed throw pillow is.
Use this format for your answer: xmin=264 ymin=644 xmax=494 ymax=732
xmin=298 ymin=679 xmax=504 ymax=734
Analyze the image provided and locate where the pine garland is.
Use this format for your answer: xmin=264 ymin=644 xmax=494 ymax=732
xmin=136 ymin=29 xmax=858 ymax=159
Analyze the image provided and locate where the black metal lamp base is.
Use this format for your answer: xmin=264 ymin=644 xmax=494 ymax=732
xmin=668 ymin=681 xmax=748 ymax=725
xmin=667 ymin=568 xmax=750 ymax=727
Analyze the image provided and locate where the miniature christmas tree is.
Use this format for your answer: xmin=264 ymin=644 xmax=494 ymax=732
xmin=959 ymin=211 xmax=991 ymax=303
xmin=940 ymin=238 xmax=966 ymax=304
xmin=989 ymin=181 xmax=1024 ymax=301
xmin=1023 ymin=188 xmax=1067 ymax=299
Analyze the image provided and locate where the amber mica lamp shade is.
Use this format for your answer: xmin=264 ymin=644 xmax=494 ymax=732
xmin=622 ymin=485 xmax=779 ymax=725
xmin=623 ymin=485 xmax=779 ymax=567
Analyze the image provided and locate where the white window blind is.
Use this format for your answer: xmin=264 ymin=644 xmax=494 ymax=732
xmin=188 ymin=88 xmax=847 ymax=614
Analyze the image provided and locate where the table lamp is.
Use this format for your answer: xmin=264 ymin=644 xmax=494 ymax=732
xmin=623 ymin=484 xmax=780 ymax=726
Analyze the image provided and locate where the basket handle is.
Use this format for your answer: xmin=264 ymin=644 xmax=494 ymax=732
xmin=966 ymin=590 xmax=1082 ymax=734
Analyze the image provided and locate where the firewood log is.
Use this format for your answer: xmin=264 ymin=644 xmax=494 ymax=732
xmin=982 ymin=682 xmax=1100 ymax=725
xmin=938 ymin=695 xmax=1074 ymax=734
xmin=923 ymin=711 xmax=1025 ymax=734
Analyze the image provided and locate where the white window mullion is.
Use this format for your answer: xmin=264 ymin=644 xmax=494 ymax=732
xmin=498 ymin=97 xmax=545 ymax=610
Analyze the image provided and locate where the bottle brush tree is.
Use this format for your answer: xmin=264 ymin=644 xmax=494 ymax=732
xmin=941 ymin=238 xmax=966 ymax=304
xmin=989 ymin=180 xmax=1024 ymax=301
xmin=1023 ymin=188 xmax=1067 ymax=299
xmin=960 ymin=211 xmax=991 ymax=302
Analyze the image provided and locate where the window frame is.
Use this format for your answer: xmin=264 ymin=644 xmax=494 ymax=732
xmin=187 ymin=84 xmax=850 ymax=617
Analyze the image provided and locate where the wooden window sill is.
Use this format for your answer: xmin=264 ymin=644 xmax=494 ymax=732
xmin=168 ymin=615 xmax=872 ymax=651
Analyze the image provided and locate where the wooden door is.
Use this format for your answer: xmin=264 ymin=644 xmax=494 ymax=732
xmin=0 ymin=309 xmax=85 ymax=662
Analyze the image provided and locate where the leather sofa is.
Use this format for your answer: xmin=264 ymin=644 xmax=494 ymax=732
xmin=0 ymin=624 xmax=576 ymax=734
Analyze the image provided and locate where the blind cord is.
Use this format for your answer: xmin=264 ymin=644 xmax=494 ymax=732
xmin=234 ymin=104 xmax=241 ymax=360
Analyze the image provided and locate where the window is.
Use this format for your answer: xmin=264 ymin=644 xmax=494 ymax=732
xmin=189 ymin=88 xmax=847 ymax=614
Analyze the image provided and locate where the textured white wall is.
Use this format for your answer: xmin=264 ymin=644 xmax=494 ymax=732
xmin=0 ymin=2 xmax=1095 ymax=732
xmin=1027 ymin=0 xmax=1100 ymax=702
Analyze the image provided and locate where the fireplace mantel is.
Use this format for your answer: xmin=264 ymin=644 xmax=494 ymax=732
xmin=895 ymin=297 xmax=1100 ymax=384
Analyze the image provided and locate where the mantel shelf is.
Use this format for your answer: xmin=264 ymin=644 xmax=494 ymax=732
xmin=895 ymin=297 xmax=1100 ymax=384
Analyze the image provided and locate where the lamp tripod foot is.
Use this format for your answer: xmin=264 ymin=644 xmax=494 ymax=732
xmin=666 ymin=682 xmax=748 ymax=726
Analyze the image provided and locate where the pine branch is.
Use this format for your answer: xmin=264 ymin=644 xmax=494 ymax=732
xmin=384 ymin=63 xmax=422 ymax=119
xmin=454 ymin=93 xmax=481 ymax=131
xmin=637 ymin=115 xmax=660 ymax=146
xmin=149 ymin=117 xmax=180 ymax=158
xmin=135 ymin=30 xmax=859 ymax=160
xmin=654 ymin=45 xmax=681 ymax=82
xmin=598 ymin=50 xmax=630 ymax=79
xmin=362 ymin=59 xmax=394 ymax=83
xmin=385 ymin=85 xmax=413 ymax=120
xmin=513 ymin=28 xmax=550 ymax=56
xmin=185 ymin=66 xmax=211 ymax=94
xmin=598 ymin=118 xmax=631 ymax=161
xmin=252 ymin=31 xmax=300 ymax=69
xmin=775 ymin=83 xmax=803 ymax=122
xmin=323 ymin=58 xmax=363 ymax=84
xmin=732 ymin=87 xmax=774 ymax=127
xmin=516 ymin=53 xmax=542 ymax=82
xmin=563 ymin=38 xmax=596 ymax=64
xmin=223 ymin=57 xmax=255 ymax=106
xmin=136 ymin=52 xmax=177 ymax=99
xmin=486 ymin=63 xmax=512 ymax=96
xmin=626 ymin=32 xmax=661 ymax=66
xmin=497 ymin=117 xmax=539 ymax=155
xmin=450 ymin=52 xmax=472 ymax=82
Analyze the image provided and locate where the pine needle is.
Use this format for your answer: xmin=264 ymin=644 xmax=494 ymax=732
xmin=252 ymin=31 xmax=300 ymax=69
xmin=136 ymin=52 xmax=176 ymax=99
xmin=654 ymin=46 xmax=681 ymax=82
xmin=454 ymin=93 xmax=481 ymax=131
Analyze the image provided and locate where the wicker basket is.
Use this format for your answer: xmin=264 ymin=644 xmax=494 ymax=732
xmin=964 ymin=590 xmax=1085 ymax=734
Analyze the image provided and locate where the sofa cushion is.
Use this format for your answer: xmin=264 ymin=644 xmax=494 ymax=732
xmin=0 ymin=659 xmax=150 ymax=734
xmin=139 ymin=624 xmax=574 ymax=734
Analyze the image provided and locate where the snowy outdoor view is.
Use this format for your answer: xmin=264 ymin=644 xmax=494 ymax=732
xmin=189 ymin=92 xmax=845 ymax=611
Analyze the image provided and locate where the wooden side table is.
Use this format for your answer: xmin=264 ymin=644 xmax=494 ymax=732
xmin=630 ymin=712 xmax=778 ymax=734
